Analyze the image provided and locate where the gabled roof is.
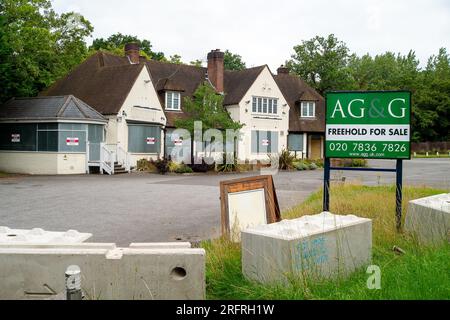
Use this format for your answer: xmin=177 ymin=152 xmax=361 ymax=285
xmin=42 ymin=52 xmax=145 ymax=115
xmin=274 ymin=73 xmax=325 ymax=133
xmin=223 ymin=66 xmax=266 ymax=105
xmin=0 ymin=95 xmax=106 ymax=122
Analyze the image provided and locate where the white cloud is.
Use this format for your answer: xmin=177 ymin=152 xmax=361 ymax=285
xmin=51 ymin=0 xmax=450 ymax=69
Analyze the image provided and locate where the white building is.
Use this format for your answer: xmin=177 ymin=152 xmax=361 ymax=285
xmin=0 ymin=45 xmax=325 ymax=174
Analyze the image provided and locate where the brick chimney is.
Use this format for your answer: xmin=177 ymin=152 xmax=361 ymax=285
xmin=125 ymin=43 xmax=140 ymax=64
xmin=277 ymin=65 xmax=289 ymax=75
xmin=207 ymin=49 xmax=224 ymax=93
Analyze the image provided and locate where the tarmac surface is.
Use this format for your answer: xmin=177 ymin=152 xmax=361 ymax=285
xmin=0 ymin=158 xmax=448 ymax=245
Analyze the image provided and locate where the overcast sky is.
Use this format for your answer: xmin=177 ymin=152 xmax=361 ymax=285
xmin=52 ymin=0 xmax=450 ymax=70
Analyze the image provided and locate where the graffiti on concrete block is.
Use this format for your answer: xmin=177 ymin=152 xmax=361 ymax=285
xmin=294 ymin=236 xmax=329 ymax=270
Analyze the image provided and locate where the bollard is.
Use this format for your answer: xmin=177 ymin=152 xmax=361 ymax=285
xmin=65 ymin=265 xmax=82 ymax=300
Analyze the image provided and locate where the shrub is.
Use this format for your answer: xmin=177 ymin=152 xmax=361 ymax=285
xmin=189 ymin=159 xmax=210 ymax=173
xmin=269 ymin=149 xmax=296 ymax=170
xmin=294 ymin=161 xmax=309 ymax=171
xmin=350 ymin=159 xmax=368 ymax=167
xmin=216 ymin=153 xmax=238 ymax=172
xmin=136 ymin=159 xmax=157 ymax=172
xmin=150 ymin=157 xmax=170 ymax=174
xmin=168 ymin=161 xmax=180 ymax=173
xmin=175 ymin=164 xmax=194 ymax=174
xmin=309 ymin=163 xmax=318 ymax=170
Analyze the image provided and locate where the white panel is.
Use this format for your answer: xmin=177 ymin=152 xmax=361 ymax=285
xmin=228 ymin=189 xmax=267 ymax=241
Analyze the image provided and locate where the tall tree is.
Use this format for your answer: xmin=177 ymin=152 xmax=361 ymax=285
xmin=169 ymin=54 xmax=183 ymax=64
xmin=287 ymin=34 xmax=353 ymax=94
xmin=174 ymin=82 xmax=243 ymax=163
xmin=90 ymin=33 xmax=165 ymax=60
xmin=224 ymin=50 xmax=246 ymax=71
xmin=413 ymin=48 xmax=450 ymax=141
xmin=0 ymin=0 xmax=93 ymax=103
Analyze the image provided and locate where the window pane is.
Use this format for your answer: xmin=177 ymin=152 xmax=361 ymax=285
xmin=173 ymin=93 xmax=180 ymax=110
xmin=128 ymin=124 xmax=161 ymax=153
xmin=288 ymin=134 xmax=304 ymax=151
xmin=252 ymin=97 xmax=257 ymax=113
xmin=88 ymin=125 xmax=103 ymax=143
xmin=166 ymin=92 xmax=172 ymax=109
xmin=268 ymin=99 xmax=273 ymax=114
xmin=273 ymin=99 xmax=278 ymax=114
xmin=257 ymin=98 xmax=262 ymax=113
xmin=259 ymin=130 xmax=270 ymax=154
xmin=58 ymin=130 xmax=86 ymax=152
xmin=0 ymin=123 xmax=37 ymax=151
xmin=37 ymin=123 xmax=58 ymax=130
xmin=263 ymin=99 xmax=268 ymax=113
xmin=309 ymin=102 xmax=315 ymax=117
xmin=270 ymin=131 xmax=278 ymax=153
xmin=38 ymin=131 xmax=58 ymax=151
xmin=59 ymin=123 xmax=86 ymax=130
xmin=251 ymin=130 xmax=258 ymax=153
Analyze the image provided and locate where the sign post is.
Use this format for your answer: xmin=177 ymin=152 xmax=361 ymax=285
xmin=323 ymin=91 xmax=411 ymax=231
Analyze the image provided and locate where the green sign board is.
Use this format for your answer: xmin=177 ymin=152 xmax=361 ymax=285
xmin=325 ymin=91 xmax=411 ymax=159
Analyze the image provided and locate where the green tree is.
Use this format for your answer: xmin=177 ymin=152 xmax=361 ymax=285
xmin=224 ymin=50 xmax=246 ymax=71
xmin=169 ymin=54 xmax=183 ymax=64
xmin=413 ymin=48 xmax=450 ymax=141
xmin=174 ymin=82 xmax=243 ymax=162
xmin=287 ymin=34 xmax=353 ymax=94
xmin=90 ymin=33 xmax=165 ymax=60
xmin=189 ymin=59 xmax=203 ymax=67
xmin=0 ymin=0 xmax=93 ymax=103
xmin=348 ymin=51 xmax=419 ymax=91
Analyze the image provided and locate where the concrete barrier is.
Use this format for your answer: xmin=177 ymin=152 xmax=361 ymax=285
xmin=0 ymin=227 xmax=91 ymax=244
xmin=405 ymin=193 xmax=450 ymax=245
xmin=242 ymin=212 xmax=372 ymax=284
xmin=0 ymin=242 xmax=205 ymax=300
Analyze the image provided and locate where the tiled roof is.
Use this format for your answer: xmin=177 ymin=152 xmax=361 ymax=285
xmin=0 ymin=95 xmax=106 ymax=122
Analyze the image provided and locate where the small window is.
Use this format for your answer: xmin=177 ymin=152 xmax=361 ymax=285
xmin=165 ymin=91 xmax=181 ymax=110
xmin=301 ymin=101 xmax=315 ymax=118
xmin=252 ymin=97 xmax=257 ymax=113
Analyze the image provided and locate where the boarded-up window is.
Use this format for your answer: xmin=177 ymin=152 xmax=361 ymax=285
xmin=251 ymin=131 xmax=278 ymax=154
xmin=128 ymin=124 xmax=161 ymax=153
xmin=0 ymin=124 xmax=37 ymax=151
xmin=288 ymin=134 xmax=304 ymax=151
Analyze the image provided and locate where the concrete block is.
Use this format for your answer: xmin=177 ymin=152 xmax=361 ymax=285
xmin=0 ymin=226 xmax=91 ymax=244
xmin=0 ymin=243 xmax=205 ymax=300
xmin=129 ymin=242 xmax=192 ymax=249
xmin=242 ymin=212 xmax=372 ymax=284
xmin=405 ymin=193 xmax=450 ymax=245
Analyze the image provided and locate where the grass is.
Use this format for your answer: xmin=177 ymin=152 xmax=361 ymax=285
xmin=202 ymin=183 xmax=450 ymax=300
xmin=0 ymin=171 xmax=13 ymax=178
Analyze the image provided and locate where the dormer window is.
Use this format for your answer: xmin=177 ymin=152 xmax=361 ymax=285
xmin=165 ymin=91 xmax=181 ymax=111
xmin=300 ymin=101 xmax=315 ymax=118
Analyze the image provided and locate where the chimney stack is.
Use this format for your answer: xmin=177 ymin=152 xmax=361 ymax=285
xmin=125 ymin=43 xmax=140 ymax=64
xmin=207 ymin=49 xmax=224 ymax=93
xmin=277 ymin=65 xmax=289 ymax=75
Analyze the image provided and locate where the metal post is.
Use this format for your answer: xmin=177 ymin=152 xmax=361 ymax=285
xmin=65 ymin=265 xmax=82 ymax=300
xmin=395 ymin=159 xmax=403 ymax=231
xmin=323 ymin=157 xmax=331 ymax=212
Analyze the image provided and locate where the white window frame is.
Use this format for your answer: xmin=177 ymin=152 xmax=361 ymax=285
xmin=252 ymin=96 xmax=279 ymax=115
xmin=301 ymin=101 xmax=316 ymax=118
xmin=165 ymin=91 xmax=181 ymax=111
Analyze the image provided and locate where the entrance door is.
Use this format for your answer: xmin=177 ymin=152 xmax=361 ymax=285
xmin=88 ymin=125 xmax=104 ymax=161
xmin=310 ymin=135 xmax=322 ymax=159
